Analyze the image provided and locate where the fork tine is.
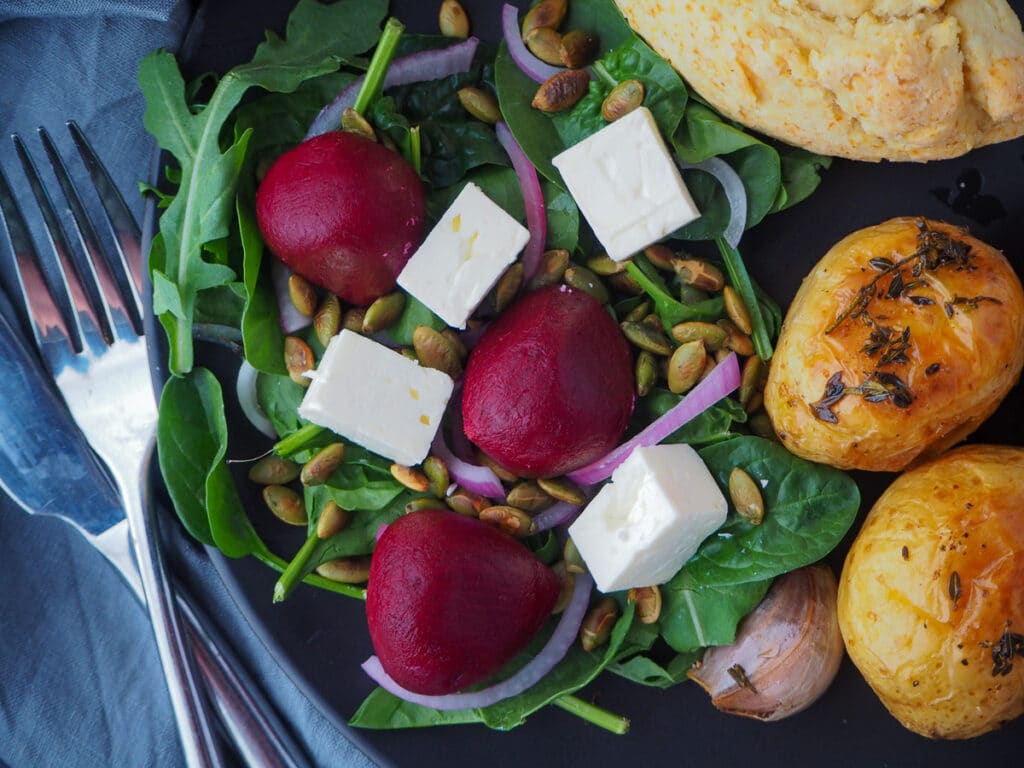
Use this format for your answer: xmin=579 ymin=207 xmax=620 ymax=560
xmin=0 ymin=155 xmax=83 ymax=356
xmin=67 ymin=120 xmax=145 ymax=333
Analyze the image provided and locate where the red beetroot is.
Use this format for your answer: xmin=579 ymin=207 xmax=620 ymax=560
xmin=461 ymin=285 xmax=635 ymax=478
xmin=366 ymin=509 xmax=560 ymax=696
xmin=256 ymin=131 xmax=425 ymax=306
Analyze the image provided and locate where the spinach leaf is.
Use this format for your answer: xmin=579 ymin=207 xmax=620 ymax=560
xmin=625 ymin=255 xmax=723 ymax=328
xmin=350 ymin=689 xmax=484 ymax=729
xmin=660 ymin=578 xmax=771 ymax=652
xmin=386 ymin=295 xmax=446 ymax=346
xmin=609 ymin=650 xmax=700 ymax=688
xmin=636 ymin=393 xmax=747 ymax=447
xmin=256 ymin=371 xmax=307 ymax=437
xmin=542 ymin=179 xmax=579 ymax=252
xmin=681 ymin=437 xmax=859 ymax=587
xmin=774 ymin=144 xmax=832 ymax=213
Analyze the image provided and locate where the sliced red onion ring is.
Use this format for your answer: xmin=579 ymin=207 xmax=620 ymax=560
xmin=567 ymin=353 xmax=741 ymax=486
xmin=501 ymin=4 xmax=563 ymax=84
xmin=495 ymin=121 xmax=546 ymax=282
xmin=235 ymin=360 xmax=278 ymax=438
xmin=676 ymin=156 xmax=748 ymax=249
xmin=375 ymin=523 xmax=388 ymax=542
xmin=307 ymin=38 xmax=480 ymax=139
xmin=361 ymin=572 xmax=594 ymax=710
xmin=271 ymin=260 xmax=311 ymax=333
xmin=430 ymin=429 xmax=505 ymax=500
xmin=532 ymin=502 xmax=581 ymax=533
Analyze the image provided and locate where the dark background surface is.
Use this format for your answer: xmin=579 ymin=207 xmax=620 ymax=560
xmin=180 ymin=1 xmax=1024 ymax=765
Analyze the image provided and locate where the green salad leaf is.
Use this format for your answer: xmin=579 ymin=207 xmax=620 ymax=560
xmin=660 ymin=578 xmax=772 ymax=653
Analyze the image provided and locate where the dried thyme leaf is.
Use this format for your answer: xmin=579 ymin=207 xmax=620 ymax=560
xmin=943 ymin=295 xmax=1003 ymax=316
xmin=991 ymin=627 xmax=1024 ymax=677
xmin=869 ymin=257 xmax=894 ymax=271
xmin=809 ymin=372 xmax=846 ymax=423
xmin=909 ymin=296 xmax=934 ymax=306
xmin=949 ymin=571 xmax=962 ymax=610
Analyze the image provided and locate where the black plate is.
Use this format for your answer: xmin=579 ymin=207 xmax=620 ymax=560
xmin=174 ymin=2 xmax=1024 ymax=765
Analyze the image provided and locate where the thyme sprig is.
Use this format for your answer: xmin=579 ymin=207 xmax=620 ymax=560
xmin=991 ymin=626 xmax=1024 ymax=677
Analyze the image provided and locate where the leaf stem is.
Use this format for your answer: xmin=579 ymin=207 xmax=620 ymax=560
xmin=625 ymin=258 xmax=723 ymax=328
xmin=408 ymin=125 xmax=422 ymax=176
xmin=255 ymin=549 xmax=366 ymax=601
xmin=590 ymin=61 xmax=618 ymax=89
xmin=716 ymin=238 xmax=774 ymax=360
xmin=552 ymin=695 xmax=630 ymax=734
xmin=352 ymin=17 xmax=404 ymax=116
xmin=273 ymin=531 xmax=321 ymax=603
xmin=274 ymin=423 xmax=324 ymax=457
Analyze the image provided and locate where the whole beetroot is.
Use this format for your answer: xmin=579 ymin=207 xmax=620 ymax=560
xmin=256 ymin=131 xmax=425 ymax=306
xmin=462 ymin=285 xmax=635 ymax=478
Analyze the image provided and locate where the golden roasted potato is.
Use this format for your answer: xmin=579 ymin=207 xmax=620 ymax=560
xmin=764 ymin=217 xmax=1024 ymax=472
xmin=837 ymin=445 xmax=1024 ymax=739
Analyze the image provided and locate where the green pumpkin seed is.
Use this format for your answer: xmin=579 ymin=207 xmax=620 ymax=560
xmin=316 ymin=556 xmax=371 ymax=584
xmin=532 ymin=69 xmax=590 ymax=112
xmin=316 ymin=500 xmax=352 ymax=539
xmin=528 ymin=249 xmax=569 ymax=290
xmin=580 ymin=597 xmax=619 ymax=652
xmin=551 ymin=562 xmax=575 ymax=614
xmin=405 ymin=497 xmax=442 ymax=515
xmin=457 ymin=86 xmax=501 ymax=124
xmin=342 ymin=307 xmax=365 ymax=333
xmin=524 ymin=26 xmax=564 ymax=66
xmin=441 ymin=329 xmax=468 ymax=361
xmin=287 ymin=274 xmax=317 ymax=317
xmin=313 ymin=294 xmax=342 ymax=347
xmin=284 ymin=336 xmax=315 ymax=386
xmin=729 ymin=467 xmax=765 ymax=525
xmin=492 ymin=262 xmax=524 ymax=313
xmin=438 ymin=0 xmax=470 ymax=37
xmin=635 ymin=350 xmax=658 ymax=397
xmin=621 ymin=321 xmax=673 ymax=356
xmin=623 ymin=300 xmax=652 ymax=324
xmin=641 ymin=312 xmax=662 ymax=331
xmin=667 ymin=340 xmax=707 ymax=394
xmin=479 ymin=505 xmax=536 ymax=537
xmin=477 ymin=451 xmax=518 ymax=483
xmin=679 ymin=283 xmax=710 ymax=305
xmin=341 ymin=108 xmax=376 ymax=142
xmin=248 ymin=455 xmax=301 ymax=485
xmin=521 ymin=0 xmax=567 ymax=36
xmin=412 ymin=325 xmax=463 ymax=379
xmin=560 ymin=29 xmax=599 ymax=69
xmin=536 ymin=476 xmax=586 ymax=505
xmin=301 ymin=442 xmax=346 ymax=486
xmin=362 ymin=292 xmax=406 ymax=334
xmin=422 ymin=455 xmax=451 ymax=498
xmin=263 ymin=485 xmax=307 ymax=526
xmin=739 ymin=355 xmax=766 ymax=411
xmin=723 ymin=285 xmax=753 ymax=335
xmin=446 ymin=489 xmax=488 ymax=517
xmin=674 ymin=258 xmax=725 ymax=292
xmin=563 ymin=537 xmax=588 ymax=574
xmin=747 ymin=411 xmax=777 ymax=441
xmin=627 ymin=585 xmax=662 ymax=624
xmin=671 ymin=321 xmax=727 ymax=349
xmin=608 ymin=271 xmax=644 ymax=296
xmin=506 ymin=481 xmax=554 ymax=512
xmin=563 ymin=265 xmax=609 ymax=304
xmin=390 ymin=463 xmax=431 ymax=493
xmin=642 ymin=244 xmax=674 ymax=271
xmin=717 ymin=318 xmax=755 ymax=356
xmin=586 ymin=253 xmax=626 ymax=276
xmin=601 ymin=78 xmax=644 ymax=122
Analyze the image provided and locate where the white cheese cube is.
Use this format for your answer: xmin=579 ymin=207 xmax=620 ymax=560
xmin=397 ymin=182 xmax=530 ymax=329
xmin=552 ymin=106 xmax=700 ymax=261
xmin=567 ymin=444 xmax=727 ymax=593
xmin=297 ymin=330 xmax=453 ymax=466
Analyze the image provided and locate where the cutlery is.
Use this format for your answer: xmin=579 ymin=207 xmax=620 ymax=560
xmin=0 ymin=122 xmax=308 ymax=768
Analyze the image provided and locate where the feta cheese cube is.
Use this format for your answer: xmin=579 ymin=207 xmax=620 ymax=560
xmin=552 ymin=106 xmax=700 ymax=261
xmin=297 ymin=330 xmax=453 ymax=466
xmin=567 ymin=444 xmax=727 ymax=592
xmin=397 ymin=182 xmax=530 ymax=328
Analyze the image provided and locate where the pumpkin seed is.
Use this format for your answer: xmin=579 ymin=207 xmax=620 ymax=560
xmin=641 ymin=312 xmax=662 ymax=331
xmin=342 ymin=307 xmax=365 ymax=333
xmin=405 ymin=497 xmax=442 ymax=515
xmin=528 ymin=249 xmax=569 ymax=289
xmin=479 ymin=505 xmax=536 ymax=537
xmin=390 ymin=463 xmax=431 ymax=493
xmin=563 ymin=537 xmax=588 ymax=574
xmin=729 ymin=467 xmax=764 ymax=525
xmin=723 ymin=285 xmax=753 ymax=335
xmin=284 ymin=336 xmax=315 ymax=386
xmin=601 ymin=78 xmax=644 ymax=122
xmin=438 ymin=0 xmax=470 ymax=38
xmin=412 ymin=325 xmax=463 ymax=379
xmin=536 ymin=476 xmax=586 ymax=506
xmin=551 ymin=562 xmax=575 ymax=614
xmin=739 ymin=355 xmax=766 ymax=412
xmin=563 ymin=265 xmax=609 ymax=304
xmin=341 ymin=108 xmax=376 ymax=142
xmin=580 ymin=597 xmax=619 ymax=652
xmin=492 ymin=262 xmax=524 ymax=313
xmin=506 ymin=480 xmax=554 ymax=512
xmin=263 ymin=485 xmax=307 ymax=526
xmin=301 ymin=442 xmax=346 ymax=486
xmin=477 ymin=450 xmax=518 ymax=483
xmin=744 ymin=390 xmax=764 ymax=414
xmin=521 ymin=0 xmax=567 ymax=36
xmin=627 ymin=585 xmax=662 ymax=624
xmin=679 ymin=283 xmax=710 ymax=305
xmin=532 ymin=69 xmax=590 ymax=113
xmin=674 ymin=258 xmax=725 ymax=292
xmin=608 ymin=271 xmax=643 ymax=296
xmin=248 ymin=454 xmax=301 ymax=485
xmin=422 ymin=455 xmax=451 ymax=498
xmin=441 ymin=328 xmax=468 ymax=360
xmin=316 ymin=500 xmax=351 ymax=539
xmin=635 ymin=350 xmax=658 ymax=397
xmin=524 ymin=26 xmax=564 ymax=65
xmin=713 ymin=346 xmax=733 ymax=364
xmin=621 ymin=321 xmax=673 ymax=356
xmin=362 ymin=292 xmax=406 ymax=334
xmin=586 ymin=252 xmax=626 ymax=276
xmin=287 ymin=274 xmax=317 ymax=316
xmin=747 ymin=410 xmax=777 ymax=441
xmin=313 ymin=294 xmax=342 ymax=347
xmin=671 ymin=321 xmax=727 ymax=349
xmin=667 ymin=340 xmax=707 ymax=394
xmin=316 ymin=556 xmax=371 ymax=584
xmin=457 ymin=86 xmax=501 ymax=123
xmin=446 ymin=488 xmax=489 ymax=517
xmin=717 ymin=318 xmax=755 ymax=356
xmin=623 ymin=299 xmax=651 ymax=324
xmin=642 ymin=243 xmax=674 ymax=271
xmin=560 ymin=29 xmax=599 ymax=69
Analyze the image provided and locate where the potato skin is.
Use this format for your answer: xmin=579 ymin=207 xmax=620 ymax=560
xmin=764 ymin=217 xmax=1024 ymax=472
xmin=837 ymin=445 xmax=1024 ymax=739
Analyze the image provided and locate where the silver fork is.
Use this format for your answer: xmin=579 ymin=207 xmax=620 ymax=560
xmin=0 ymin=123 xmax=307 ymax=768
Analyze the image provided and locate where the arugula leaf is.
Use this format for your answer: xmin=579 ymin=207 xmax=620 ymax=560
xmin=660 ymin=578 xmax=771 ymax=652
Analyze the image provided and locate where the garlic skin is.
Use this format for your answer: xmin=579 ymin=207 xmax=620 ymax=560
xmin=687 ymin=564 xmax=844 ymax=721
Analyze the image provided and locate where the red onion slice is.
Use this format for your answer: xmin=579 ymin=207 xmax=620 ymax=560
xmin=532 ymin=502 xmax=581 ymax=533
xmin=566 ymin=353 xmax=741 ymax=486
xmin=307 ymin=38 xmax=480 ymax=139
xmin=501 ymin=4 xmax=563 ymax=84
xmin=361 ymin=572 xmax=594 ymax=710
xmin=676 ymin=157 xmax=748 ymax=249
xmin=495 ymin=121 xmax=546 ymax=282
xmin=271 ymin=260 xmax=311 ymax=333
xmin=431 ymin=429 xmax=505 ymax=500
xmin=235 ymin=360 xmax=278 ymax=438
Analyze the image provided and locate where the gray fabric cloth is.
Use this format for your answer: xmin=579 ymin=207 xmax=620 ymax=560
xmin=0 ymin=3 xmax=374 ymax=766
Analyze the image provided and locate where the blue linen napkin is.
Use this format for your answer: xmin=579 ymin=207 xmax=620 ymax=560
xmin=0 ymin=3 xmax=374 ymax=766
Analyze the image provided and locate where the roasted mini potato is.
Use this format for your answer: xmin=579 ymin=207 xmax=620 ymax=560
xmin=764 ymin=217 xmax=1024 ymax=472
xmin=837 ymin=445 xmax=1024 ymax=739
